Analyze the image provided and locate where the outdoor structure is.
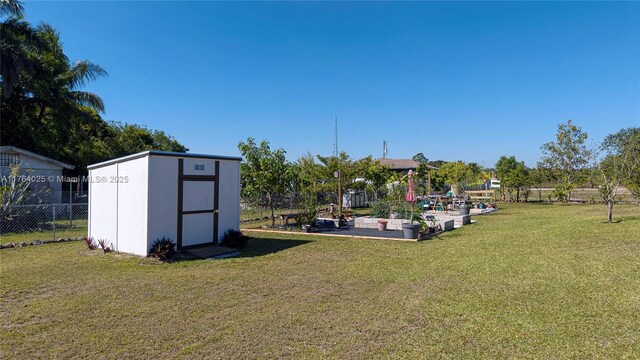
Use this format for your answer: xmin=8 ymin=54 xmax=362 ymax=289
xmin=0 ymin=146 xmax=75 ymax=203
xmin=88 ymin=150 xmax=242 ymax=256
xmin=343 ymin=190 xmax=366 ymax=208
xmin=377 ymin=158 xmax=438 ymax=172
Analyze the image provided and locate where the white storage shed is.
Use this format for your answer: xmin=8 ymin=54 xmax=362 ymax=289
xmin=88 ymin=151 xmax=242 ymax=256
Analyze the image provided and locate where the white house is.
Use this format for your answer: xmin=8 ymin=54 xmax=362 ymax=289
xmin=87 ymin=150 xmax=241 ymax=256
xmin=0 ymin=146 xmax=75 ymax=203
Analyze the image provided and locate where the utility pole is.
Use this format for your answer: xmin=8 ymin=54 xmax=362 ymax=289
xmin=333 ymin=115 xmax=339 ymax=157
xmin=333 ymin=115 xmax=342 ymax=218
xmin=334 ymin=170 xmax=342 ymax=218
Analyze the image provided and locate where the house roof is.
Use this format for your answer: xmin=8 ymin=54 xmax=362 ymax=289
xmin=87 ymin=150 xmax=242 ymax=170
xmin=377 ymin=158 xmax=438 ymax=171
xmin=0 ymin=146 xmax=75 ymax=170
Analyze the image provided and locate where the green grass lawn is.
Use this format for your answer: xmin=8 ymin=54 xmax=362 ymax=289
xmin=1 ymin=204 xmax=639 ymax=358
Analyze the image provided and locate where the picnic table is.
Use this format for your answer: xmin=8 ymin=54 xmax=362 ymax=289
xmin=279 ymin=213 xmax=296 ymax=226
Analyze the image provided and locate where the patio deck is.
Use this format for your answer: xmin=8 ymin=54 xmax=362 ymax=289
xmin=245 ymin=220 xmax=431 ymax=241
xmin=315 ymin=226 xmax=408 ymax=239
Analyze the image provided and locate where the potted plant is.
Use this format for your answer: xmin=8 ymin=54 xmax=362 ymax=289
xmin=402 ymin=208 xmax=423 ymax=239
xmin=459 ymin=203 xmax=471 ymax=215
xmin=377 ymin=219 xmax=388 ymax=231
xmin=402 ymin=170 xmax=421 ymax=239
xmin=422 ymin=215 xmax=439 ymax=235
xmin=402 ymin=221 xmax=421 ymax=239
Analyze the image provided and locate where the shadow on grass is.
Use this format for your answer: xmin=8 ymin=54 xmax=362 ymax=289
xmin=600 ymin=215 xmax=640 ymax=224
xmin=619 ymin=214 xmax=640 ymax=222
xmin=237 ymin=237 xmax=312 ymax=258
xmin=168 ymin=237 xmax=311 ymax=263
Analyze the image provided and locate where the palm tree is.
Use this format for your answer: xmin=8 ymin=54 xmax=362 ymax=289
xmin=0 ymin=0 xmax=23 ymax=18
xmin=30 ymin=24 xmax=108 ymax=127
xmin=1 ymin=1 xmax=108 ymax=152
xmin=0 ymin=0 xmax=47 ymax=98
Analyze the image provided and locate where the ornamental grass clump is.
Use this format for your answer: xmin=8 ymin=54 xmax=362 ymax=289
xmin=220 ymin=229 xmax=249 ymax=248
xmin=149 ymin=237 xmax=175 ymax=261
xmin=84 ymin=237 xmax=97 ymax=250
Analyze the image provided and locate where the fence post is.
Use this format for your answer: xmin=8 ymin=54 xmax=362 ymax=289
xmin=69 ymin=190 xmax=73 ymax=228
xmin=52 ymin=205 xmax=56 ymax=240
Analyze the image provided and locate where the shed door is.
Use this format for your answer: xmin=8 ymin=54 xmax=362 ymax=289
xmin=177 ymin=159 xmax=219 ymax=249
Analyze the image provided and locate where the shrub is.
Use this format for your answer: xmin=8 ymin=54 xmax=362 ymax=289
xmin=295 ymin=195 xmax=318 ymax=226
xmin=220 ymin=229 xmax=249 ymax=248
xmin=391 ymin=203 xmax=410 ymax=220
xmin=149 ymin=237 xmax=175 ymax=261
xmin=370 ymin=199 xmax=390 ymax=218
xmin=553 ymin=184 xmax=573 ymax=203
xmin=97 ymin=239 xmax=110 ymax=254
xmin=84 ymin=237 xmax=97 ymax=250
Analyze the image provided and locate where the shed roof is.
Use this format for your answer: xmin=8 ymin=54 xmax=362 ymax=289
xmin=377 ymin=158 xmax=438 ymax=171
xmin=0 ymin=146 xmax=75 ymax=170
xmin=87 ymin=150 xmax=242 ymax=170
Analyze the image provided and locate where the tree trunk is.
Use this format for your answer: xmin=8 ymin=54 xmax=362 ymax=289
xmin=516 ymin=188 xmax=520 ymax=203
xmin=267 ymin=194 xmax=275 ymax=228
xmin=607 ymin=200 xmax=614 ymax=223
xmin=37 ymin=104 xmax=47 ymax=124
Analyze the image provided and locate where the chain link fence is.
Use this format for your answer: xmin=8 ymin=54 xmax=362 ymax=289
xmin=240 ymin=189 xmax=369 ymax=229
xmin=1 ymin=191 xmax=88 ymax=244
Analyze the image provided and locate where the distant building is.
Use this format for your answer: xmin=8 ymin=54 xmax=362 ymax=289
xmin=377 ymin=158 xmax=438 ymax=172
xmin=0 ymin=146 xmax=75 ymax=203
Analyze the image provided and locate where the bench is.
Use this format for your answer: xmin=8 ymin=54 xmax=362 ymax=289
xmin=465 ymin=190 xmax=495 ymax=202
xmin=279 ymin=213 xmax=297 ymax=226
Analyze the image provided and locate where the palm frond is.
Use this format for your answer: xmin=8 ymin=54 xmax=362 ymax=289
xmin=0 ymin=0 xmax=24 ymax=18
xmin=35 ymin=22 xmax=65 ymax=59
xmin=64 ymin=60 xmax=108 ymax=89
xmin=0 ymin=18 xmax=43 ymax=97
xmin=70 ymin=91 xmax=105 ymax=113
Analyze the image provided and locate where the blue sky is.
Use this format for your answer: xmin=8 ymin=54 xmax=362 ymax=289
xmin=25 ymin=1 xmax=640 ymax=167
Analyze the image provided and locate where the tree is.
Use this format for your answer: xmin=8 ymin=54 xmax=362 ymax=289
xmin=595 ymin=127 xmax=640 ymax=222
xmin=510 ymin=162 xmax=531 ymax=202
xmin=434 ymin=161 xmax=480 ymax=195
xmin=495 ymin=155 xmax=516 ymax=201
xmin=0 ymin=18 xmax=46 ymax=98
xmin=29 ymin=24 xmax=108 ymax=127
xmin=0 ymin=0 xmax=41 ymax=98
xmin=314 ymin=152 xmax=371 ymax=202
xmin=414 ymin=162 xmax=433 ymax=196
xmin=540 ymin=120 xmax=592 ymax=202
xmin=412 ymin=152 xmax=428 ymax=163
xmin=1 ymin=4 xmax=108 ymax=162
xmin=1 ymin=2 xmax=188 ymax=173
xmin=238 ymin=138 xmax=293 ymax=227
xmin=0 ymin=0 xmax=23 ymax=18
xmin=363 ymin=159 xmax=392 ymax=201
xmin=495 ymin=156 xmax=531 ymax=202
xmin=105 ymin=122 xmax=188 ymax=155
xmin=290 ymin=153 xmax=323 ymax=224
xmin=428 ymin=159 xmax=446 ymax=169
xmin=530 ymin=165 xmax=553 ymax=202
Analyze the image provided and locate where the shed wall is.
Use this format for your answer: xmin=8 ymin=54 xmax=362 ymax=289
xmin=88 ymin=166 xmax=118 ymax=249
xmin=217 ymin=160 xmax=241 ymax=238
xmin=147 ymin=156 xmax=178 ymax=250
xmin=115 ymin=157 xmax=149 ymax=256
